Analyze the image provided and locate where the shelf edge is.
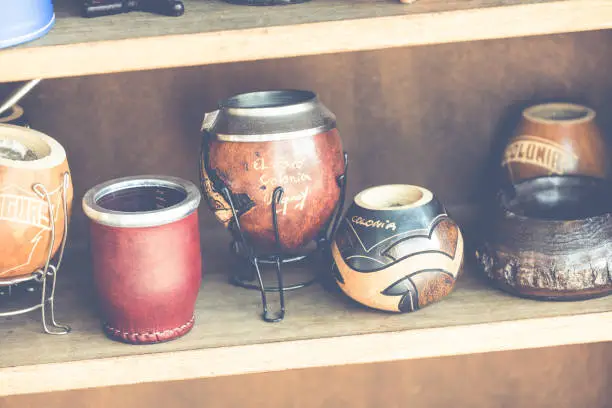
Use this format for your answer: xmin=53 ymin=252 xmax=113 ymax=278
xmin=1 ymin=310 xmax=611 ymax=396
xmin=1 ymin=0 xmax=612 ymax=81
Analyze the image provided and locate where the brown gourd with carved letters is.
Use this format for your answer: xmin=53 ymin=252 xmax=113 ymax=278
xmin=502 ymin=103 xmax=607 ymax=184
xmin=200 ymin=90 xmax=345 ymax=253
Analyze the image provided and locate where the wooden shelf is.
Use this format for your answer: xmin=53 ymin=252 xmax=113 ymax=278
xmin=1 ymin=226 xmax=611 ymax=397
xmin=1 ymin=0 xmax=612 ymax=81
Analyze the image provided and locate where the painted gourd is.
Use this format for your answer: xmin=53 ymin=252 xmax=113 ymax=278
xmin=332 ymin=184 xmax=464 ymax=312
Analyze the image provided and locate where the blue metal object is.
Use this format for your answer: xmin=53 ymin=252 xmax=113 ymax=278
xmin=0 ymin=0 xmax=55 ymax=49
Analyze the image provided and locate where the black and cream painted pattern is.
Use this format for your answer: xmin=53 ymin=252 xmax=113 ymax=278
xmin=331 ymin=186 xmax=464 ymax=312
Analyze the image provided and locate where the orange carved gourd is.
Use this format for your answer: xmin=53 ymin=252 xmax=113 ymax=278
xmin=0 ymin=124 xmax=72 ymax=278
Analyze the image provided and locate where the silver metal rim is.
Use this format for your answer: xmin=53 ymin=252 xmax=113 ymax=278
xmin=206 ymin=90 xmax=337 ymax=142
xmin=221 ymin=89 xmax=316 ymax=110
xmin=215 ymin=123 xmax=335 ymax=142
xmin=82 ymin=175 xmax=201 ymax=228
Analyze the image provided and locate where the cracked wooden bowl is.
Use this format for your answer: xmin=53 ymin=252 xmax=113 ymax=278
xmin=476 ymin=175 xmax=612 ymax=300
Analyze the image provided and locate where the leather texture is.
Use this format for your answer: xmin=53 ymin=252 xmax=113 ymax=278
xmin=90 ymin=212 xmax=202 ymax=344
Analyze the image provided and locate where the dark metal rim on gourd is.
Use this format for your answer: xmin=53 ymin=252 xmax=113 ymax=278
xmin=204 ymin=90 xmax=336 ymax=142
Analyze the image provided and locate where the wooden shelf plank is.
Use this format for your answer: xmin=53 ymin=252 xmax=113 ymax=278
xmin=1 ymin=227 xmax=611 ymax=396
xmin=1 ymin=0 xmax=612 ymax=81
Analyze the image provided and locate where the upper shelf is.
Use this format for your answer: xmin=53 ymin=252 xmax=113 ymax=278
xmin=1 ymin=0 xmax=611 ymax=81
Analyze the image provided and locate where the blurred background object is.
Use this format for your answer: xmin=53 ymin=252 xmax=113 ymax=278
xmin=0 ymin=0 xmax=55 ymax=49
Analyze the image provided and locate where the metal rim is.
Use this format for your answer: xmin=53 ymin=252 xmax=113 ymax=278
xmin=523 ymin=103 xmax=595 ymax=125
xmin=211 ymin=89 xmax=336 ymax=142
xmin=82 ymin=175 xmax=201 ymax=228
xmin=221 ymin=90 xmax=316 ymax=110
xmin=215 ymin=124 xmax=334 ymax=142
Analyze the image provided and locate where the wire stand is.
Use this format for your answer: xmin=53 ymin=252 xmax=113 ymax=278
xmin=0 ymin=173 xmax=71 ymax=335
xmin=222 ymin=153 xmax=348 ymax=323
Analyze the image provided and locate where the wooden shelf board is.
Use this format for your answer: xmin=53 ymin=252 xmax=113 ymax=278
xmin=1 ymin=226 xmax=611 ymax=396
xmin=1 ymin=0 xmax=612 ymax=81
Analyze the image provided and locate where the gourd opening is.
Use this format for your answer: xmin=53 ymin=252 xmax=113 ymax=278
xmin=0 ymin=125 xmax=66 ymax=170
xmin=524 ymin=103 xmax=594 ymax=124
xmin=96 ymin=185 xmax=188 ymax=213
xmin=355 ymin=184 xmax=433 ymax=211
xmin=223 ymin=90 xmax=315 ymax=109
xmin=0 ymin=128 xmax=50 ymax=161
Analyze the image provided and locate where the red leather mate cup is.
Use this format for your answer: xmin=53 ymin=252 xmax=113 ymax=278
xmin=83 ymin=175 xmax=202 ymax=344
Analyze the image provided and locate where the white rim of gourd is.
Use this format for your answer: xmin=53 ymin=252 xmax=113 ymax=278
xmin=0 ymin=124 xmax=66 ymax=169
xmin=524 ymin=103 xmax=595 ymax=125
xmin=355 ymin=184 xmax=433 ymax=211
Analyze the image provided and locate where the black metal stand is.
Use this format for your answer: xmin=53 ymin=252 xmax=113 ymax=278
xmin=222 ymin=153 xmax=348 ymax=323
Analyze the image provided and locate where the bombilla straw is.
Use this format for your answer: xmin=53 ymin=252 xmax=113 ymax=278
xmin=0 ymin=79 xmax=43 ymax=117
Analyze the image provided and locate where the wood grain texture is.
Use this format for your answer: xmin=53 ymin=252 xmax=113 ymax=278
xmin=2 ymin=343 xmax=611 ymax=408
xmin=477 ymin=176 xmax=612 ymax=299
xmin=5 ymin=30 xmax=612 ymax=250
xmin=2 ymin=0 xmax=612 ymax=81
xmin=0 ymin=29 xmax=612 ymax=400
xmin=0 ymin=228 xmax=610 ymax=396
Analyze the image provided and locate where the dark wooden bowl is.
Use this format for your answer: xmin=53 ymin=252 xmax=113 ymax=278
xmin=477 ymin=175 xmax=612 ymax=300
